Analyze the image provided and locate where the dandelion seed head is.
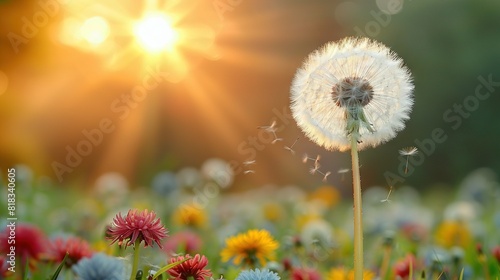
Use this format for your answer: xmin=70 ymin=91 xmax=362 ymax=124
xmin=290 ymin=37 xmax=414 ymax=151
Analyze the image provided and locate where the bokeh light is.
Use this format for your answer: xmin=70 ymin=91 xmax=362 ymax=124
xmin=81 ymin=16 xmax=110 ymax=46
xmin=134 ymin=13 xmax=178 ymax=52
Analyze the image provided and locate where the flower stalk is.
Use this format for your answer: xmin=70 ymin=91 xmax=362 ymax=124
xmin=130 ymin=239 xmax=141 ymax=280
xmin=350 ymin=131 xmax=363 ymax=280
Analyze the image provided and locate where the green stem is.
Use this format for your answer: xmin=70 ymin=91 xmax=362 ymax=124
xmin=350 ymin=135 xmax=364 ymax=280
xmin=130 ymin=240 xmax=142 ymax=280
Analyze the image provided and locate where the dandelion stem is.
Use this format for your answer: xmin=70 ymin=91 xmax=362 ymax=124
xmin=379 ymin=246 xmax=392 ymax=280
xmin=405 ymin=156 xmax=409 ymax=174
xmin=350 ymin=135 xmax=364 ymax=280
xmin=130 ymin=240 xmax=141 ymax=280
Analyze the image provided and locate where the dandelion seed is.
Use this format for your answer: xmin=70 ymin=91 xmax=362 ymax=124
xmin=284 ymin=137 xmax=300 ymax=155
xmin=309 ymin=166 xmax=319 ymax=175
xmin=243 ymin=160 xmax=256 ymax=165
xmin=380 ymin=186 xmax=393 ymax=203
xmin=302 ymin=153 xmax=310 ymax=163
xmin=315 ymin=169 xmax=331 ymax=182
xmin=258 ymin=121 xmax=283 ymax=144
xmin=399 ymin=146 xmax=418 ymax=156
xmin=399 ymin=146 xmax=418 ymax=174
xmin=322 ymin=171 xmax=331 ymax=182
xmin=271 ymin=137 xmax=283 ymax=144
xmin=257 ymin=120 xmax=277 ymax=132
xmin=284 ymin=146 xmax=295 ymax=155
xmin=314 ymin=155 xmax=321 ymax=169
xmin=243 ymin=170 xmax=255 ymax=174
xmin=337 ymin=168 xmax=350 ymax=181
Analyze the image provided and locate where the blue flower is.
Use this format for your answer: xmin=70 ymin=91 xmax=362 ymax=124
xmin=236 ymin=268 xmax=280 ymax=280
xmin=72 ymin=253 xmax=126 ymax=280
xmin=152 ymin=171 xmax=179 ymax=196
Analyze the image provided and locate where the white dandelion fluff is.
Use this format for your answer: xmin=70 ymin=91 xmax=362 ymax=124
xmin=290 ymin=37 xmax=414 ymax=151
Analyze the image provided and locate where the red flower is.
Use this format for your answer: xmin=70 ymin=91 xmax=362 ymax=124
xmin=107 ymin=209 xmax=168 ymax=248
xmin=48 ymin=237 xmax=93 ymax=267
xmin=291 ymin=267 xmax=321 ymax=280
xmin=168 ymin=254 xmax=212 ymax=280
xmin=0 ymin=223 xmax=47 ymax=266
xmin=394 ymin=254 xmax=418 ymax=279
xmin=163 ymin=231 xmax=202 ymax=256
xmin=492 ymin=245 xmax=500 ymax=264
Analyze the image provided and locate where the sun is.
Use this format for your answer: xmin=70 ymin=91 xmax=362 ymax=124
xmin=134 ymin=13 xmax=178 ymax=53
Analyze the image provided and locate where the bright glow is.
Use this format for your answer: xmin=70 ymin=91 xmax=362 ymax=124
xmin=81 ymin=16 xmax=110 ymax=45
xmin=59 ymin=17 xmax=82 ymax=46
xmin=134 ymin=13 xmax=178 ymax=52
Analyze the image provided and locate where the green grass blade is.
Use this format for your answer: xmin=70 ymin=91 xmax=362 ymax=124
xmin=50 ymin=252 xmax=69 ymax=280
xmin=23 ymin=258 xmax=30 ymax=280
xmin=458 ymin=267 xmax=464 ymax=280
xmin=152 ymin=258 xmax=190 ymax=280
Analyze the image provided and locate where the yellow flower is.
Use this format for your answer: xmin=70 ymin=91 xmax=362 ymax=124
xmin=295 ymin=213 xmax=322 ymax=230
xmin=173 ymin=204 xmax=207 ymax=228
xmin=435 ymin=220 xmax=472 ymax=248
xmin=263 ymin=203 xmax=283 ymax=222
xmin=308 ymin=185 xmax=340 ymax=208
xmin=327 ymin=267 xmax=374 ymax=280
xmin=220 ymin=229 xmax=279 ymax=267
xmin=92 ymin=240 xmax=114 ymax=255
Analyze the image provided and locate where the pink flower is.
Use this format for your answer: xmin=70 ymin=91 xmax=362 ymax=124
xmin=291 ymin=267 xmax=321 ymax=280
xmin=48 ymin=237 xmax=93 ymax=267
xmin=163 ymin=230 xmax=202 ymax=256
xmin=107 ymin=209 xmax=168 ymax=248
xmin=168 ymin=254 xmax=212 ymax=280
xmin=0 ymin=223 xmax=47 ymax=266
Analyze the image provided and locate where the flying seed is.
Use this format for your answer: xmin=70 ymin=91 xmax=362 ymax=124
xmin=243 ymin=160 xmax=256 ymax=165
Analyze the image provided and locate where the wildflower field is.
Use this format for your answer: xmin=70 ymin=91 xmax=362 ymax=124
xmin=1 ymin=165 xmax=499 ymax=279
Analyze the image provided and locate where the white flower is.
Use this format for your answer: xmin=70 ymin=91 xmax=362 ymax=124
xmin=290 ymin=37 xmax=414 ymax=151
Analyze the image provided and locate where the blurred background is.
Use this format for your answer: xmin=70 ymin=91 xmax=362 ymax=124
xmin=1 ymin=0 xmax=499 ymax=192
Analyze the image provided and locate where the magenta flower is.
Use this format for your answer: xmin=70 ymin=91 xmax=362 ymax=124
xmin=48 ymin=237 xmax=93 ymax=267
xmin=107 ymin=209 xmax=168 ymax=248
xmin=0 ymin=223 xmax=47 ymax=267
xmin=163 ymin=230 xmax=202 ymax=256
xmin=168 ymin=254 xmax=212 ymax=280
